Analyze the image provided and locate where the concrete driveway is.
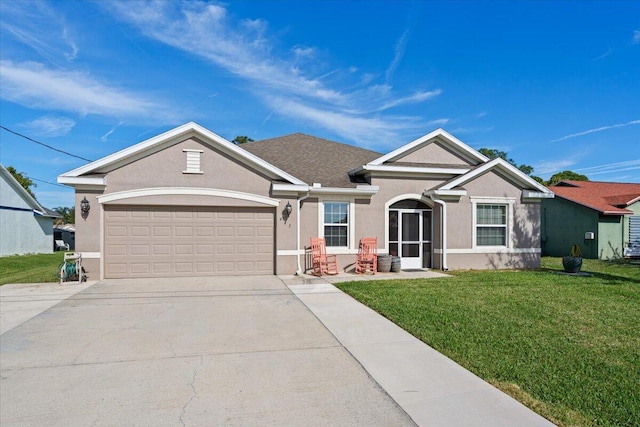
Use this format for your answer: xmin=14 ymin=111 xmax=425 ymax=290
xmin=1 ymin=277 xmax=413 ymax=426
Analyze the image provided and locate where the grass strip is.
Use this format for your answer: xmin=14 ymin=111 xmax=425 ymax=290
xmin=336 ymin=258 xmax=640 ymax=427
xmin=0 ymin=252 xmax=65 ymax=285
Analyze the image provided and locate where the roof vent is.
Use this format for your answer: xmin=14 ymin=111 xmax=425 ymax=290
xmin=183 ymin=149 xmax=203 ymax=174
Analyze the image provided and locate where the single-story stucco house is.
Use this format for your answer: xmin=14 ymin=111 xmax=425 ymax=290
xmin=58 ymin=122 xmax=553 ymax=280
xmin=542 ymin=180 xmax=640 ymax=259
xmin=1 ymin=164 xmax=61 ymax=257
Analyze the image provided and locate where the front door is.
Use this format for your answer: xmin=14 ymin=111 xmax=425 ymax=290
xmin=389 ymin=205 xmax=432 ymax=269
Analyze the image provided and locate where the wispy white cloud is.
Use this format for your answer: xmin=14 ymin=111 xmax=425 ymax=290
xmin=0 ymin=0 xmax=79 ymax=64
xmin=385 ymin=29 xmax=410 ymax=84
xmin=106 ymin=2 xmax=346 ymax=103
xmin=449 ymin=125 xmax=495 ymax=135
xmin=101 ymin=122 xmax=125 ymax=142
xmin=266 ymin=96 xmax=424 ymax=146
xmin=551 ymin=119 xmax=640 ymax=142
xmin=592 ymin=48 xmax=612 ymax=61
xmin=292 ymin=45 xmax=315 ymax=58
xmin=20 ymin=115 xmax=76 ymax=137
xmin=573 ymin=159 xmax=640 ymax=176
xmin=376 ymin=89 xmax=442 ymax=111
xmin=633 ymin=29 xmax=640 ymax=44
xmin=0 ymin=60 xmax=182 ymax=122
xmin=105 ymin=1 xmax=441 ymax=145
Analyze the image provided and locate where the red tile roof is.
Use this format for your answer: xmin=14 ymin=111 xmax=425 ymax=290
xmin=549 ymin=180 xmax=640 ymax=215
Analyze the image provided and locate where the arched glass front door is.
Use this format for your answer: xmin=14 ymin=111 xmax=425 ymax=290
xmin=389 ymin=200 xmax=432 ymax=269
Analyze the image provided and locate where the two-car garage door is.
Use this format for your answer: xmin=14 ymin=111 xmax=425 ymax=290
xmin=104 ymin=206 xmax=274 ymax=278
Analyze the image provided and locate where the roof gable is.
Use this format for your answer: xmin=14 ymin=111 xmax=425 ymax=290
xmin=550 ymin=180 xmax=640 ymax=215
xmin=438 ymin=158 xmax=552 ymax=195
xmin=368 ymin=128 xmax=489 ymax=166
xmin=59 ymin=122 xmax=305 ymax=186
xmin=1 ymin=164 xmax=44 ymax=212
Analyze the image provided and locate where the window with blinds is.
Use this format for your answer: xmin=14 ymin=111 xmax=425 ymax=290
xmin=476 ymin=204 xmax=507 ymax=246
xmin=323 ymin=202 xmax=349 ymax=247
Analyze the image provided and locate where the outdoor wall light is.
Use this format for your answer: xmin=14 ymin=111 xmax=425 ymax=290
xmin=80 ymin=197 xmax=90 ymax=219
xmin=283 ymin=201 xmax=293 ymax=223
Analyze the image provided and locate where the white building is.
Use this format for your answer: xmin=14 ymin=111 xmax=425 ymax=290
xmin=0 ymin=164 xmax=60 ymax=257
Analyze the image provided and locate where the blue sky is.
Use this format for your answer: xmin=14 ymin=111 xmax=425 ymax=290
xmin=1 ymin=0 xmax=639 ymax=209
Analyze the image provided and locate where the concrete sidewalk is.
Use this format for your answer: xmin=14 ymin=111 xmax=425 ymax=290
xmin=282 ymin=275 xmax=555 ymax=427
xmin=0 ymin=280 xmax=97 ymax=335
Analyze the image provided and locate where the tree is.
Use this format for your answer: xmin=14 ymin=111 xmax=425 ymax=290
xmin=6 ymin=166 xmax=37 ymax=199
xmin=53 ymin=206 xmax=75 ymax=224
xmin=232 ymin=136 xmax=254 ymax=145
xmin=547 ymin=171 xmax=589 ymax=186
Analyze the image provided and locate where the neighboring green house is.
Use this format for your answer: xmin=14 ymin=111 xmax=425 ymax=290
xmin=542 ymin=180 xmax=640 ymax=259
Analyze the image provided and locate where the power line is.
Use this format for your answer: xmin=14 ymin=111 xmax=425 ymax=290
xmin=0 ymin=125 xmax=93 ymax=162
xmin=30 ymin=177 xmax=69 ymax=189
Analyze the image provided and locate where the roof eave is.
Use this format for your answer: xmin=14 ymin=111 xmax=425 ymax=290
xmin=523 ymin=190 xmax=555 ymax=200
xmin=367 ymin=128 xmax=489 ymax=166
xmin=309 ymin=185 xmax=379 ymax=196
xmin=424 ymin=189 xmax=467 ymax=200
xmin=0 ymin=164 xmax=45 ymax=212
xmin=58 ymin=176 xmax=107 ymax=189
xmin=440 ymin=158 xmax=553 ymax=195
xmin=58 ymin=122 xmax=306 ymax=186
xmin=357 ymin=164 xmax=470 ymax=175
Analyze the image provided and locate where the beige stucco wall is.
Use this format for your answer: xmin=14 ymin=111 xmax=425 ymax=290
xmin=292 ymin=170 xmax=542 ymax=273
xmin=106 ymin=137 xmax=273 ymax=195
xmin=294 ymin=177 xmax=445 ymax=273
xmin=448 ymin=252 xmax=541 ymax=270
xmin=395 ymin=140 xmax=477 ymax=166
xmin=462 ymin=171 xmax=541 ymax=249
xmin=276 ymin=255 xmax=298 ymax=275
xmin=74 ymin=190 xmax=103 ymax=279
xmin=73 ymin=133 xmax=544 ymax=276
xmin=75 ymin=136 xmax=288 ymax=278
xmin=443 ymin=171 xmax=542 ymax=270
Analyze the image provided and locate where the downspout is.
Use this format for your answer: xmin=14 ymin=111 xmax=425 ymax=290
xmin=430 ymin=195 xmax=448 ymax=271
xmin=295 ymin=191 xmax=310 ymax=275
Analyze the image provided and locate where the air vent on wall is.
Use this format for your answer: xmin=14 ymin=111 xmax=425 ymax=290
xmin=183 ymin=149 xmax=203 ymax=174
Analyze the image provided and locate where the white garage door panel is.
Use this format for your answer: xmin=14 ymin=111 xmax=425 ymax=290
xmin=104 ymin=206 xmax=274 ymax=278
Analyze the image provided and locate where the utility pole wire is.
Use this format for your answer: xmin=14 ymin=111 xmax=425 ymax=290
xmin=30 ymin=176 xmax=69 ymax=188
xmin=0 ymin=125 xmax=94 ymax=162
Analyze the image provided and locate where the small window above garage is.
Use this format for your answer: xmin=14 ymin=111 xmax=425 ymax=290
xmin=183 ymin=149 xmax=204 ymax=174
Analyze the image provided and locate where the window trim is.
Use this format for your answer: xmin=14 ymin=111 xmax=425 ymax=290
xmin=318 ymin=198 xmax=355 ymax=252
xmin=471 ymin=197 xmax=515 ymax=249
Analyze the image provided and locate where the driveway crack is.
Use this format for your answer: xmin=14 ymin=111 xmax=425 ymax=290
xmin=179 ymin=355 xmax=204 ymax=426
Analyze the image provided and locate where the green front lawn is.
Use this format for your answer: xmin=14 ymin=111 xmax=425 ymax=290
xmin=0 ymin=252 xmax=65 ymax=285
xmin=336 ymin=258 xmax=640 ymax=427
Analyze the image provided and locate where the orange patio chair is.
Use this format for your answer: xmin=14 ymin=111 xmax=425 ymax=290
xmin=355 ymin=237 xmax=378 ymax=274
xmin=310 ymin=237 xmax=338 ymax=276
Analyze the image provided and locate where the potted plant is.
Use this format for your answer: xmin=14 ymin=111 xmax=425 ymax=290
xmin=562 ymin=243 xmax=583 ymax=273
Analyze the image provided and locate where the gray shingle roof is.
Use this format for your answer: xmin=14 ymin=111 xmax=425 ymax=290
xmin=241 ymin=133 xmax=381 ymax=187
